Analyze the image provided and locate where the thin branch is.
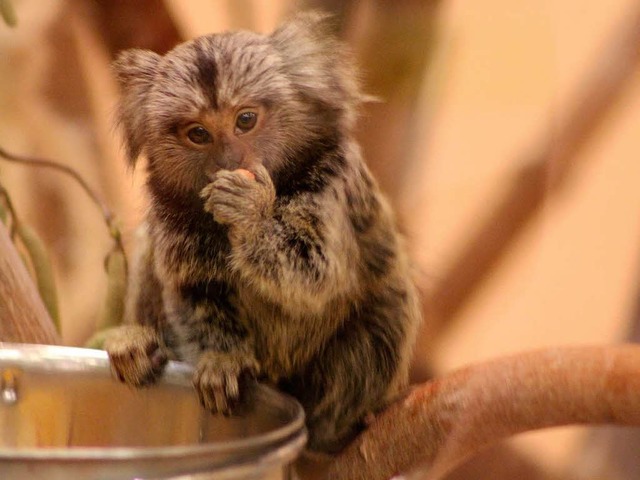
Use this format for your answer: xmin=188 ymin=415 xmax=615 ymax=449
xmin=0 ymin=146 xmax=126 ymax=261
xmin=0 ymin=146 xmax=113 ymax=225
xmin=328 ymin=345 xmax=640 ymax=480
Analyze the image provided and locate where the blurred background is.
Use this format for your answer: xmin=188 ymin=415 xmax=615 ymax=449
xmin=1 ymin=0 xmax=639 ymax=478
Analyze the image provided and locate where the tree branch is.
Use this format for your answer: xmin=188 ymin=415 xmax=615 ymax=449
xmin=0 ymin=221 xmax=60 ymax=344
xmin=329 ymin=345 xmax=640 ymax=480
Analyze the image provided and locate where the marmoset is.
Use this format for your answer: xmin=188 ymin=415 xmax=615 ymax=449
xmin=105 ymin=12 xmax=421 ymax=453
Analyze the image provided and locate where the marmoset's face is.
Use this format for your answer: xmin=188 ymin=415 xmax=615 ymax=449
xmin=140 ymin=33 xmax=299 ymax=194
xmin=115 ymin=15 xmax=359 ymax=199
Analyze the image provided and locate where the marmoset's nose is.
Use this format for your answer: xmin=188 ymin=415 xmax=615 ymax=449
xmin=212 ymin=134 xmax=244 ymax=171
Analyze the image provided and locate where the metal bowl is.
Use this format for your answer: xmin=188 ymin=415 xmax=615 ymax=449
xmin=0 ymin=343 xmax=306 ymax=479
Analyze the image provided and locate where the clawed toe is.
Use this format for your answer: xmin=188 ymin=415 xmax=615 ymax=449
xmin=104 ymin=325 xmax=168 ymax=387
xmin=193 ymin=350 xmax=258 ymax=415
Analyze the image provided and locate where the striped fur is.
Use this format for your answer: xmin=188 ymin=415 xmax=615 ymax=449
xmin=108 ymin=12 xmax=421 ymax=452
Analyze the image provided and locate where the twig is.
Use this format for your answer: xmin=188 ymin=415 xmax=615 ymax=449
xmin=0 ymin=146 xmax=112 ymax=224
xmin=328 ymin=345 xmax=640 ymax=480
xmin=0 ymin=146 xmax=126 ymax=257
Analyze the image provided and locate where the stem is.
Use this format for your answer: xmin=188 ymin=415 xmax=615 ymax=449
xmin=0 ymin=146 xmax=125 ymax=256
xmin=0 ymin=146 xmax=112 ymax=223
xmin=0 ymin=182 xmax=20 ymax=239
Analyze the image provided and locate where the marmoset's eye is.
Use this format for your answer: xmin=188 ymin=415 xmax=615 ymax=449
xmin=186 ymin=125 xmax=212 ymax=145
xmin=235 ymin=111 xmax=258 ymax=133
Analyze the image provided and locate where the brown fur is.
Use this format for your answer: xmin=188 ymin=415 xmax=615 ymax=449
xmin=105 ymin=12 xmax=421 ymax=452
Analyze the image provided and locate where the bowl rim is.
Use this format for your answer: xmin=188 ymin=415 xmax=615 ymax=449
xmin=0 ymin=342 xmax=307 ymax=462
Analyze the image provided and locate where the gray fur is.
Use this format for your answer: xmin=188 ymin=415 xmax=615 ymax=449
xmin=106 ymin=12 xmax=421 ymax=452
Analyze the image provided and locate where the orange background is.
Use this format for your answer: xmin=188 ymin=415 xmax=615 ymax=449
xmin=1 ymin=1 xmax=639 ymax=476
